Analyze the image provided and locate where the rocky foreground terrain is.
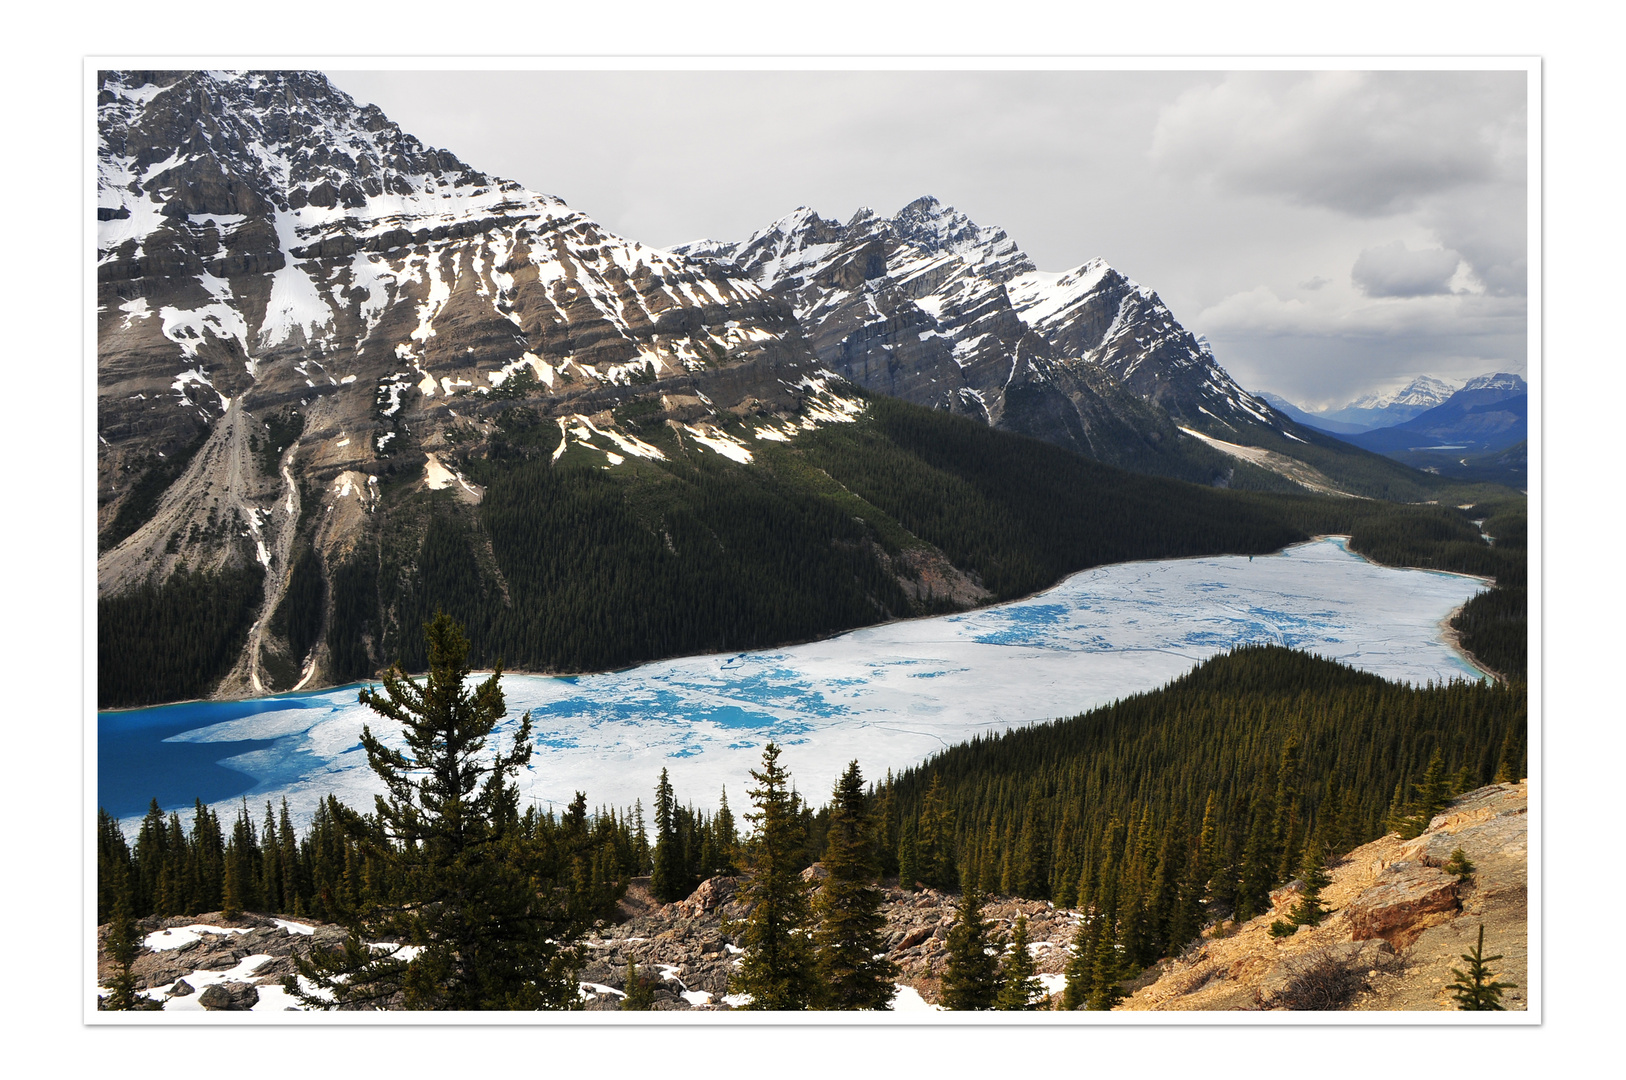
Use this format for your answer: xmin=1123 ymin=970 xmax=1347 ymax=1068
xmin=1122 ymin=779 xmax=1529 ymax=1011
xmin=98 ymin=781 xmax=1526 ymax=1013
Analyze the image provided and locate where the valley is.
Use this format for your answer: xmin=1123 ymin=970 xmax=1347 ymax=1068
xmin=92 ymin=68 xmax=1531 ymax=1017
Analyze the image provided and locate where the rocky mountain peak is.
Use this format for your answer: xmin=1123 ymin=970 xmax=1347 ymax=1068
xmin=1348 ymin=374 xmax=1461 ymax=411
xmin=888 ymin=195 xmax=1035 ymax=284
xmin=1461 ymin=372 xmax=1526 ymax=394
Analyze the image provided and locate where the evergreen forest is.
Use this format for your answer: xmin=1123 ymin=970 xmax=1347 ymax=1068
xmin=99 ymin=385 xmax=1528 ymax=708
xmin=101 ymin=637 xmax=1524 ymax=1010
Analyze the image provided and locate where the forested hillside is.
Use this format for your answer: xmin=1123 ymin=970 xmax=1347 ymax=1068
xmin=871 ymin=646 xmax=1525 ymax=987
xmin=99 ymin=386 xmax=1526 ymax=708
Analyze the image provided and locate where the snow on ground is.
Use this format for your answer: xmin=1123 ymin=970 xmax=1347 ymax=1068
xmin=891 ymin=984 xmax=942 ymax=1011
xmin=143 ymin=925 xmax=251 ymax=951
xmin=107 ymin=538 xmax=1487 ymax=832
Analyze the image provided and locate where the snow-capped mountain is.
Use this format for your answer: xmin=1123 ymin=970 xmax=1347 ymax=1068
xmin=1296 ymin=375 xmax=1464 ymax=431
xmin=97 ymin=69 xmax=850 ymax=694
xmin=678 ymin=197 xmax=1294 ymax=477
xmin=98 ymin=70 xmax=1462 ymax=706
xmin=1351 ymin=375 xmax=1461 ymax=412
xmin=1346 ymin=373 xmax=1528 ymax=455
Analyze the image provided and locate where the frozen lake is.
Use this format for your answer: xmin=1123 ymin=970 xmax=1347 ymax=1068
xmin=99 ymin=537 xmax=1489 ymax=829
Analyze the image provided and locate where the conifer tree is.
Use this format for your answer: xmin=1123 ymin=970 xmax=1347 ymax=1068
xmin=631 ymin=798 xmax=650 ymax=875
xmin=940 ymin=882 xmax=1001 ymax=1010
xmin=288 ymin=612 xmax=583 ymax=1010
xmin=730 ymin=742 xmax=820 ymax=1010
xmin=1495 ymin=725 xmax=1523 ymax=783
xmin=995 ymin=914 xmax=1044 ymax=1010
xmin=621 ymin=958 xmax=655 ymax=1010
xmin=897 ymin=818 xmax=919 ymax=890
xmin=1086 ymin=915 xmax=1126 ymax=1011
xmin=99 ymin=862 xmax=159 ymax=1011
xmin=1060 ymin=918 xmax=1092 ymax=1011
xmin=814 ymin=761 xmax=899 ymax=1009
xmin=651 ymin=768 xmax=686 ymax=902
xmin=1443 ymin=847 xmax=1476 ymax=882
xmin=1287 ymin=843 xmax=1330 ymax=927
xmin=714 ymin=786 xmax=738 ymax=874
xmin=917 ymin=776 xmax=958 ymax=891
xmin=1448 ymin=925 xmax=1516 ymax=1010
xmin=1235 ymin=783 xmax=1277 ymax=921
xmin=1395 ymin=749 xmax=1452 ymax=840
xmin=97 ymin=809 xmax=132 ymax=925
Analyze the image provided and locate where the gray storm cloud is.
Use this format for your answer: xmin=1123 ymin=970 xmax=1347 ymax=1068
xmin=1351 ymin=241 xmax=1463 ymax=298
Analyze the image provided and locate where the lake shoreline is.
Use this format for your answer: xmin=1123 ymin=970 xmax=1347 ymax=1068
xmin=101 ymin=535 xmax=1498 ymax=713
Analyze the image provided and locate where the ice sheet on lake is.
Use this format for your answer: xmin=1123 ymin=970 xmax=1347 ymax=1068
xmin=127 ymin=538 xmax=1487 ymax=830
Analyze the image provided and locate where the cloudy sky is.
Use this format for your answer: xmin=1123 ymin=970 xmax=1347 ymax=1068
xmin=326 ymin=68 xmax=1528 ymax=409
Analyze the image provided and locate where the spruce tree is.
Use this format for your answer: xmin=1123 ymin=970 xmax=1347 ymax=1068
xmin=99 ymin=862 xmax=159 ymax=1011
xmin=621 ymin=958 xmax=655 ymax=1010
xmin=631 ymin=798 xmax=650 ymax=876
xmin=97 ymin=809 xmax=132 ymax=925
xmin=288 ymin=612 xmax=583 ymax=1010
xmin=1060 ymin=918 xmax=1092 ymax=1011
xmin=995 ymin=914 xmax=1044 ymax=1010
xmin=1448 ymin=925 xmax=1516 ymax=1010
xmin=714 ymin=786 xmax=738 ymax=874
xmin=917 ymin=776 xmax=958 ymax=890
xmin=897 ymin=818 xmax=919 ymax=890
xmin=651 ymin=768 xmax=686 ymax=902
xmin=1287 ymin=843 xmax=1330 ymax=927
xmin=1495 ymin=725 xmax=1523 ymax=783
xmin=939 ymin=883 xmax=1001 ymax=1010
xmin=814 ymin=761 xmax=899 ymax=1009
xmin=729 ymin=741 xmax=820 ymax=1010
xmin=1086 ymin=917 xmax=1126 ymax=1011
xmin=1443 ymin=847 xmax=1476 ymax=882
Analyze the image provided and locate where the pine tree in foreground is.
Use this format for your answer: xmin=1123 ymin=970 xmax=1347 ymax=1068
xmin=99 ymin=863 xmax=160 ymax=1011
xmin=995 ymin=914 xmax=1044 ymax=1010
xmin=813 ymin=760 xmax=899 ymax=1010
xmin=939 ymin=883 xmax=1001 ymax=1010
xmin=729 ymin=741 xmax=820 ymax=1010
xmin=1448 ymin=925 xmax=1516 ymax=1010
xmin=288 ymin=612 xmax=584 ymax=1010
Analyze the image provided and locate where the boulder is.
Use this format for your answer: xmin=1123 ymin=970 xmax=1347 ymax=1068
xmin=1345 ymin=861 xmax=1460 ymax=947
xmin=168 ymin=979 xmax=194 ymax=997
xmin=198 ymin=981 xmax=260 ymax=1011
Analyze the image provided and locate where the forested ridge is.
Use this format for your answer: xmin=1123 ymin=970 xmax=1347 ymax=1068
xmin=99 ymin=387 xmax=1527 ymax=707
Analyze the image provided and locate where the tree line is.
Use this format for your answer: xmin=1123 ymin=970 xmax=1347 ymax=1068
xmin=102 ymin=615 xmax=1523 ymax=1011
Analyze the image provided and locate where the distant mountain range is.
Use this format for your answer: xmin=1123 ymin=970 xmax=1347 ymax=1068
xmin=1343 ymin=373 xmax=1527 ymax=454
xmin=1262 ymin=375 xmax=1463 ymax=434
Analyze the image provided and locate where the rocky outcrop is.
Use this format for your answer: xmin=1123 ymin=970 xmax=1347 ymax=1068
xmin=197 ymin=981 xmax=259 ymax=1010
xmin=1120 ymin=780 xmax=1528 ymax=1011
xmin=1344 ymin=861 xmax=1461 ymax=948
